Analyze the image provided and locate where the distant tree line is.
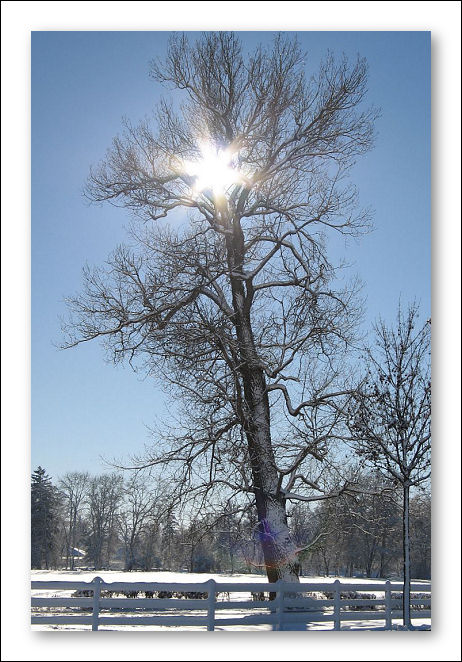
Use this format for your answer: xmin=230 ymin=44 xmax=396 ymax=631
xmin=31 ymin=465 xmax=430 ymax=579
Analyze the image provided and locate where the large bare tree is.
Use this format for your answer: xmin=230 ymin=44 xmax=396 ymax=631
xmin=63 ymin=32 xmax=378 ymax=582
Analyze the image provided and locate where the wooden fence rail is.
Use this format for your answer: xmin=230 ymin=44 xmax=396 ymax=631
xmin=31 ymin=578 xmax=431 ymax=631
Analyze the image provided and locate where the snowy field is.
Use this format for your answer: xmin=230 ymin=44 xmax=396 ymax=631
xmin=31 ymin=570 xmax=431 ymax=631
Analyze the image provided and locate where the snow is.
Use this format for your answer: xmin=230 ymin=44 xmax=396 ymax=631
xmin=31 ymin=570 xmax=431 ymax=631
xmin=31 ymin=568 xmax=431 ymax=586
xmin=32 ymin=568 xmax=272 ymax=584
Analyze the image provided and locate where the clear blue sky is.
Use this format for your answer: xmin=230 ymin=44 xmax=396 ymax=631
xmin=31 ymin=31 xmax=431 ymax=480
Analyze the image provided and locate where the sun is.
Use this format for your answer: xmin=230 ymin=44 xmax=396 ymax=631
xmin=183 ymin=143 xmax=242 ymax=197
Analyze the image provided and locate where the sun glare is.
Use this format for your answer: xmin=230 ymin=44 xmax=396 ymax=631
xmin=183 ymin=143 xmax=241 ymax=197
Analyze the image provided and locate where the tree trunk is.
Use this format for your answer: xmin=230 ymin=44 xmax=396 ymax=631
xmin=323 ymin=553 xmax=330 ymax=577
xmin=70 ymin=508 xmax=77 ymax=570
xmin=242 ymin=370 xmax=300 ymax=582
xmin=226 ymin=226 xmax=299 ymax=583
xmin=379 ymin=532 xmax=387 ymax=578
xmin=366 ymin=542 xmax=376 ymax=577
xmin=403 ymin=483 xmax=411 ymax=628
xmin=64 ymin=525 xmax=70 ymax=570
xmin=366 ymin=558 xmax=372 ymax=578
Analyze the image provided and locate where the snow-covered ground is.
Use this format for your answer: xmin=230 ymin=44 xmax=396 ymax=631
xmin=31 ymin=570 xmax=431 ymax=631
xmin=32 ymin=568 xmax=276 ymax=584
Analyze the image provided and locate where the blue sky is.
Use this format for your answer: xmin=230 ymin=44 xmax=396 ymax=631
xmin=31 ymin=31 xmax=431 ymax=480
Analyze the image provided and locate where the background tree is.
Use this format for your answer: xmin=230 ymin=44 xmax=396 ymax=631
xmin=338 ymin=472 xmax=400 ymax=578
xmin=298 ymin=471 xmax=401 ymax=578
xmin=63 ymin=32 xmax=378 ymax=582
xmin=347 ymin=304 xmax=431 ymax=626
xmin=31 ymin=467 xmax=61 ymax=569
xmin=159 ymin=508 xmax=179 ymax=571
xmin=117 ymin=473 xmax=153 ymax=570
xmin=215 ymin=501 xmax=247 ymax=573
xmin=85 ymin=473 xmax=123 ymax=569
xmin=409 ymin=491 xmax=431 ymax=580
xmin=58 ymin=471 xmax=89 ymax=569
xmin=117 ymin=473 xmax=171 ymax=570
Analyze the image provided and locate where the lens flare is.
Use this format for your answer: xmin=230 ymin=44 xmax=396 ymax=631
xmin=183 ymin=143 xmax=241 ymax=196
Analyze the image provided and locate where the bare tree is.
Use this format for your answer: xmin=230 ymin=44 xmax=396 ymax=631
xmin=118 ymin=473 xmax=170 ymax=570
xmin=330 ymin=471 xmax=400 ymax=578
xmin=215 ymin=501 xmax=248 ymax=574
xmin=409 ymin=491 xmax=431 ymax=580
xmin=347 ymin=304 xmax=431 ymax=626
xmin=86 ymin=473 xmax=123 ymax=569
xmin=63 ymin=32 xmax=378 ymax=582
xmin=59 ymin=471 xmax=89 ymax=569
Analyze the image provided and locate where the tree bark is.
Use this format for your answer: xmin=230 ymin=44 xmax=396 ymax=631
xmin=241 ymin=342 xmax=300 ymax=582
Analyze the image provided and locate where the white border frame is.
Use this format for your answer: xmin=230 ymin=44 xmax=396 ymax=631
xmin=2 ymin=2 xmax=460 ymax=660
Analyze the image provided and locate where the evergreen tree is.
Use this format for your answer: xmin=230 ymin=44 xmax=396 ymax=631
xmin=160 ymin=509 xmax=178 ymax=570
xmin=31 ymin=466 xmax=60 ymax=569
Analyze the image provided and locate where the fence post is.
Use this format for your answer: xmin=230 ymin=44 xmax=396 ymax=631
xmin=333 ymin=580 xmax=341 ymax=631
xmin=206 ymin=579 xmax=216 ymax=631
xmin=91 ymin=576 xmax=103 ymax=631
xmin=385 ymin=580 xmax=392 ymax=630
xmin=274 ymin=580 xmax=284 ymax=631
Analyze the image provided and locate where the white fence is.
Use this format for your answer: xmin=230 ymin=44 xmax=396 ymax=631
xmin=31 ymin=577 xmax=431 ymax=631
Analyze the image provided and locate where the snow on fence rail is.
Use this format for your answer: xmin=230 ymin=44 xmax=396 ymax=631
xmin=31 ymin=577 xmax=431 ymax=631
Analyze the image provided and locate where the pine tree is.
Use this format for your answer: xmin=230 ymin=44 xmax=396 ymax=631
xmin=31 ymin=466 xmax=60 ymax=569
